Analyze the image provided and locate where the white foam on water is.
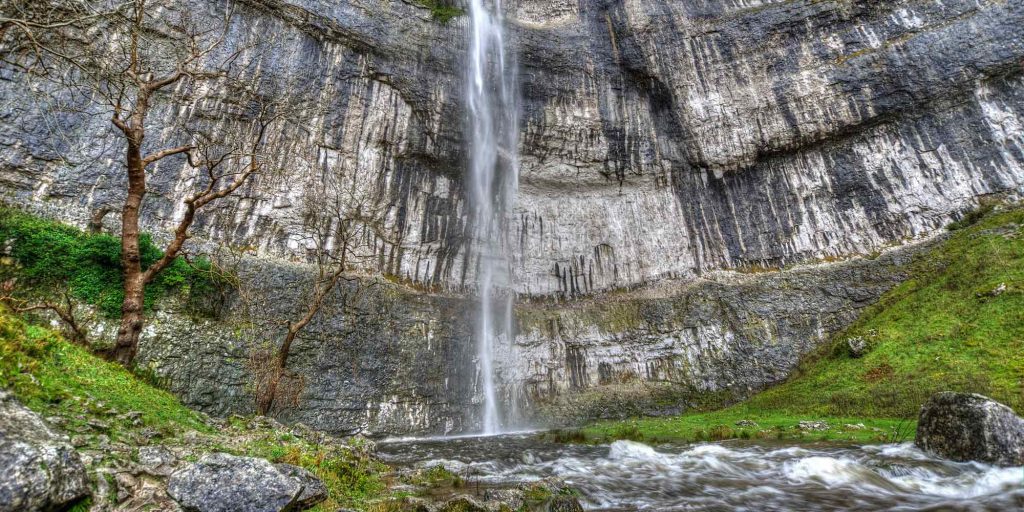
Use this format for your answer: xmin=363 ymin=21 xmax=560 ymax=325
xmin=864 ymin=441 xmax=931 ymax=460
xmin=608 ymin=440 xmax=665 ymax=461
xmin=889 ymin=465 xmax=1023 ymax=499
xmin=783 ymin=456 xmax=868 ymax=486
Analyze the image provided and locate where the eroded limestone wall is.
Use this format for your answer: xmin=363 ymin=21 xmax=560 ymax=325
xmin=2 ymin=0 xmax=1023 ymax=434
xmin=2 ymin=0 xmax=1021 ymax=297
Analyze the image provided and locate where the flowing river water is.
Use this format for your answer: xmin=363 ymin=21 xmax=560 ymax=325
xmin=378 ymin=434 xmax=1024 ymax=511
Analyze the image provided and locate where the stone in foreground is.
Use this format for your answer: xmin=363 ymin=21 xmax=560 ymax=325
xmin=0 ymin=390 xmax=89 ymax=512
xmin=168 ymin=453 xmax=325 ymax=512
xmin=915 ymin=392 xmax=1024 ymax=466
xmin=274 ymin=463 xmax=327 ymax=510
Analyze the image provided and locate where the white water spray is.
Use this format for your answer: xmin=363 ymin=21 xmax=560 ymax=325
xmin=466 ymin=0 xmax=518 ymax=435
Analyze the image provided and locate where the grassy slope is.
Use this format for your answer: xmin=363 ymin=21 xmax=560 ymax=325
xmin=580 ymin=206 xmax=1024 ymax=444
xmin=0 ymin=312 xmax=211 ymax=436
xmin=0 ymin=310 xmax=394 ymax=511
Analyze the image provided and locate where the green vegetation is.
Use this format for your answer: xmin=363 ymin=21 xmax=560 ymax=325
xmin=574 ymin=413 xmax=912 ymax=445
xmin=0 ymin=308 xmax=211 ymax=436
xmin=579 ymin=205 xmax=1024 ymax=444
xmin=403 ymin=464 xmax=463 ymax=489
xmin=0 ymin=207 xmax=223 ymax=318
xmin=243 ymin=435 xmax=389 ymax=511
xmin=946 ymin=199 xmax=997 ymax=231
xmin=520 ymin=481 xmax=580 ymax=503
xmin=0 ymin=306 xmax=395 ymax=511
xmin=414 ymin=0 xmax=464 ymax=23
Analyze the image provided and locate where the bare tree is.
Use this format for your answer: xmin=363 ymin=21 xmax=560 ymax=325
xmin=251 ymin=159 xmax=395 ymax=416
xmin=0 ymin=0 xmax=296 ymax=364
xmin=1 ymin=278 xmax=89 ymax=344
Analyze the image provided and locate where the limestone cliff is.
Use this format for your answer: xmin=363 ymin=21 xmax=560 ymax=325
xmin=1 ymin=0 xmax=1022 ymax=434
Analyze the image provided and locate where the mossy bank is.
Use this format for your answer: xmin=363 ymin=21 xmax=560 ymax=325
xmin=574 ymin=205 xmax=1024 ymax=445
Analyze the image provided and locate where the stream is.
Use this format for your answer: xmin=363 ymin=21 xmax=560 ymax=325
xmin=378 ymin=434 xmax=1024 ymax=511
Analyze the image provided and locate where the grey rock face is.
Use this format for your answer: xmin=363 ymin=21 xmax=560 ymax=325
xmin=2 ymin=0 xmax=1022 ymax=436
xmin=846 ymin=336 xmax=869 ymax=358
xmin=510 ymin=241 xmax=926 ymax=426
xmin=915 ymin=392 xmax=1024 ymax=467
xmin=274 ymin=464 xmax=327 ymax=510
xmin=167 ymin=452 xmax=325 ymax=512
xmin=135 ymin=446 xmax=179 ymax=477
xmin=797 ymin=421 xmax=830 ymax=432
xmin=0 ymin=390 xmax=89 ymax=512
xmin=1 ymin=0 xmax=1022 ymax=296
xmin=126 ymin=238 xmax=922 ymax=435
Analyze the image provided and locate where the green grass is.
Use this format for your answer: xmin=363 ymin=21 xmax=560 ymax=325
xmin=242 ymin=436 xmax=390 ymax=511
xmin=0 ymin=206 xmax=224 ymax=318
xmin=579 ymin=205 xmax=1024 ymax=444
xmin=402 ymin=464 xmax=463 ymax=490
xmin=414 ymin=0 xmax=464 ymax=23
xmin=0 ymin=308 xmax=398 ymax=510
xmin=576 ymin=411 xmax=912 ymax=445
xmin=0 ymin=308 xmax=211 ymax=437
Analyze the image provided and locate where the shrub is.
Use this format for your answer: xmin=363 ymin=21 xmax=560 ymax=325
xmin=946 ymin=200 xmax=997 ymax=231
xmin=415 ymin=0 xmax=464 ymax=23
xmin=0 ymin=207 xmax=225 ymax=318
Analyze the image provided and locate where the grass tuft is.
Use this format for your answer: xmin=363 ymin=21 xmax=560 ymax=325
xmin=0 ymin=307 xmax=211 ymax=436
xmin=0 ymin=307 xmax=398 ymax=511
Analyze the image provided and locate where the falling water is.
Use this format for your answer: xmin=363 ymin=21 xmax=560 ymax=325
xmin=466 ymin=0 xmax=518 ymax=435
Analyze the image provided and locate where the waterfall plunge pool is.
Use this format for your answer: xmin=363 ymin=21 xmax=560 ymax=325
xmin=377 ymin=433 xmax=1024 ymax=511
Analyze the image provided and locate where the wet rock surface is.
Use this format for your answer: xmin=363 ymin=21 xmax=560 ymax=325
xmin=914 ymin=392 xmax=1024 ymax=467
xmin=0 ymin=390 xmax=89 ymax=512
xmin=125 ymin=238 xmax=927 ymax=435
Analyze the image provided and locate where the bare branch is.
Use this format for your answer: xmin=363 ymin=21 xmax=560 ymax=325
xmin=142 ymin=143 xmax=193 ymax=166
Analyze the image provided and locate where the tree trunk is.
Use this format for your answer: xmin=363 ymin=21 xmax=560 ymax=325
xmin=111 ymin=136 xmax=147 ymax=366
xmin=256 ymin=328 xmax=298 ymax=415
xmin=255 ymin=250 xmax=350 ymax=415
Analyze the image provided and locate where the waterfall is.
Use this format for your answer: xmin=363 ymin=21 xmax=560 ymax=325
xmin=466 ymin=0 xmax=518 ymax=435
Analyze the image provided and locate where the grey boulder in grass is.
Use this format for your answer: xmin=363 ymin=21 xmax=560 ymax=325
xmin=274 ymin=463 xmax=328 ymax=510
xmin=915 ymin=392 xmax=1024 ymax=467
xmin=0 ymin=390 xmax=89 ymax=512
xmin=168 ymin=453 xmax=326 ymax=512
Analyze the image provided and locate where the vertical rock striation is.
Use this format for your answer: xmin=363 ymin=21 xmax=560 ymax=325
xmin=1 ymin=0 xmax=1023 ymax=434
xmin=2 ymin=0 xmax=1021 ymax=294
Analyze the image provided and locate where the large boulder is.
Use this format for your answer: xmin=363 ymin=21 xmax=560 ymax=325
xmin=914 ymin=392 xmax=1024 ymax=466
xmin=0 ymin=390 xmax=90 ymax=512
xmin=167 ymin=453 xmax=326 ymax=512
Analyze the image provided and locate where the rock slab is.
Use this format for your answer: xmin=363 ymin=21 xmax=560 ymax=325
xmin=915 ymin=392 xmax=1024 ymax=467
xmin=0 ymin=390 xmax=89 ymax=512
xmin=167 ymin=452 xmax=326 ymax=512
